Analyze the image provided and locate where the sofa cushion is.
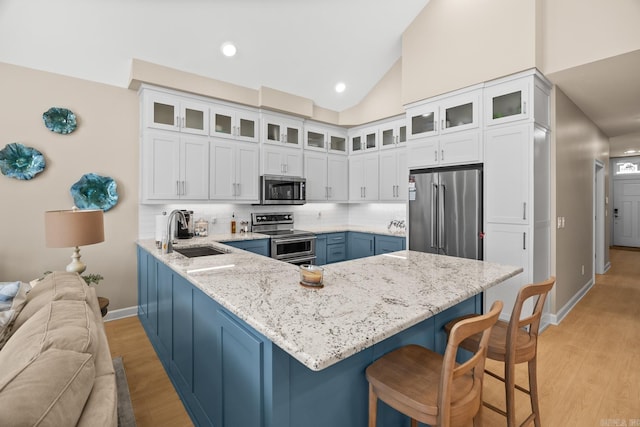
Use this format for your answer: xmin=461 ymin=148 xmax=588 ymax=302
xmin=0 ymin=281 xmax=30 ymax=350
xmin=76 ymin=373 xmax=118 ymax=427
xmin=12 ymin=271 xmax=89 ymax=331
xmin=0 ymin=348 xmax=96 ymax=427
xmin=85 ymin=286 xmax=115 ymax=377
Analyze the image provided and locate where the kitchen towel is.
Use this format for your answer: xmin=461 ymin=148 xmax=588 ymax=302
xmin=155 ymin=214 xmax=168 ymax=242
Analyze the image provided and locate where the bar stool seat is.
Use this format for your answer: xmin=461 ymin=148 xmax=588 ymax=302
xmin=366 ymin=300 xmax=503 ymax=427
xmin=444 ymin=277 xmax=555 ymax=427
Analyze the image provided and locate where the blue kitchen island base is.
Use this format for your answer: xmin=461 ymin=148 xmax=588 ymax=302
xmin=138 ymin=247 xmax=481 ymax=427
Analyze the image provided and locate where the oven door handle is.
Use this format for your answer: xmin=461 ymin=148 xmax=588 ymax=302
xmin=272 ymin=236 xmax=317 ymax=245
xmin=284 ymin=255 xmax=317 ymax=265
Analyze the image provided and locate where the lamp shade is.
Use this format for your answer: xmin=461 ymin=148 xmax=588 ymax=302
xmin=45 ymin=209 xmax=105 ymax=248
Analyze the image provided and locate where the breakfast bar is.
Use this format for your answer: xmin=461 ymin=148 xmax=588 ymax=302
xmin=136 ymin=239 xmax=521 ymax=427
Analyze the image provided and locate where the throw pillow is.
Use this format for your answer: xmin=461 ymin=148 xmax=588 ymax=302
xmin=0 ymin=281 xmax=31 ymax=350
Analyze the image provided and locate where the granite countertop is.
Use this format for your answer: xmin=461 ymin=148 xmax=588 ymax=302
xmin=137 ymin=239 xmax=521 ymax=371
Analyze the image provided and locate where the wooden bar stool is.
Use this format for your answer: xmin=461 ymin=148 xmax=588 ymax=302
xmin=444 ymin=277 xmax=555 ymax=427
xmin=366 ymin=300 xmax=503 ymax=427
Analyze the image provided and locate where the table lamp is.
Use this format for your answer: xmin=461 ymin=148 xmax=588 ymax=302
xmin=45 ymin=208 xmax=105 ymax=274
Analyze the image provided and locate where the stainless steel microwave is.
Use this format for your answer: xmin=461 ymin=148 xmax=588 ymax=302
xmin=260 ymin=175 xmax=306 ymax=205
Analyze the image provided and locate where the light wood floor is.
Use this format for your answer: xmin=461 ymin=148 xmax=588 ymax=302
xmin=105 ymin=248 xmax=640 ymax=427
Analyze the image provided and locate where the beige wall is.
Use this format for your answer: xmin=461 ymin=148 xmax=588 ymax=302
xmin=339 ymin=60 xmax=404 ymax=126
xmin=539 ymin=0 xmax=640 ymax=74
xmin=401 ymin=0 xmax=536 ymax=105
xmin=0 ymin=62 xmax=139 ymax=311
xmin=554 ymin=87 xmax=610 ymax=311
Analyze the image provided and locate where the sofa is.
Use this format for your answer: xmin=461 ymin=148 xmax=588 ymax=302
xmin=0 ymin=271 xmax=117 ymax=426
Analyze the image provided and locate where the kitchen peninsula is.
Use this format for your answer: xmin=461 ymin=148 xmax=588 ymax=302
xmin=137 ymin=237 xmax=521 ymax=427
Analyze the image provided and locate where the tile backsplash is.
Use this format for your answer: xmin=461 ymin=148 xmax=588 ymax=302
xmin=139 ymin=202 xmax=406 ymax=239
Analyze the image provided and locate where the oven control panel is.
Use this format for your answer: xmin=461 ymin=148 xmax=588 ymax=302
xmin=251 ymin=212 xmax=293 ymax=226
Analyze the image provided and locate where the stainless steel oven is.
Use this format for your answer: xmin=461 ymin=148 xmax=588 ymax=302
xmin=251 ymin=212 xmax=316 ymax=264
xmin=260 ymin=175 xmax=306 ymax=205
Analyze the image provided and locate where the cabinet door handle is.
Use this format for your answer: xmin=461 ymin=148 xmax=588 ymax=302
xmin=434 ymin=150 xmax=438 ymax=162
xmin=370 ymin=240 xmax=373 ymax=252
xmin=523 ymin=232 xmax=526 ymax=250
xmin=523 ymin=202 xmax=527 ymax=220
xmin=441 ymin=149 xmax=444 ymax=161
xmin=181 ymin=181 xmax=186 ymax=195
xmin=176 ymin=180 xmax=180 ymax=195
xmin=176 ymin=116 xmax=180 ymax=128
xmin=442 ymin=119 xmax=445 ymax=130
xmin=329 ymin=186 xmax=332 ymax=198
xmin=434 ymin=120 xmax=438 ymax=132
xmin=182 ymin=117 xmax=185 ymax=128
xmin=523 ymin=101 xmax=527 ymax=114
xmin=237 ymin=183 xmax=240 ymax=196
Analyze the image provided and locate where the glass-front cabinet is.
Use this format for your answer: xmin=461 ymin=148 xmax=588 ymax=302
xmin=407 ymin=88 xmax=481 ymax=140
xmin=484 ymin=78 xmax=530 ymax=126
xmin=145 ymin=92 xmax=209 ymax=135
xmin=380 ymin=118 xmax=407 ymax=150
xmin=329 ymin=133 xmax=347 ymax=154
xmin=262 ymin=113 xmax=303 ymax=147
xmin=210 ymin=105 xmax=259 ymax=143
xmin=349 ymin=126 xmax=378 ymax=154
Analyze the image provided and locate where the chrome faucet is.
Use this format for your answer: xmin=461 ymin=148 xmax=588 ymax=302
xmin=164 ymin=209 xmax=187 ymax=254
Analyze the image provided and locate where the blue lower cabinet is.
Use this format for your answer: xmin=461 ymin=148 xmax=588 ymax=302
xmin=224 ymin=238 xmax=270 ymax=257
xmin=137 ymin=246 xmax=481 ymax=427
xmin=374 ymin=235 xmax=406 ymax=255
xmin=347 ymin=232 xmax=374 ymax=260
xmin=315 ymin=234 xmax=327 ymax=265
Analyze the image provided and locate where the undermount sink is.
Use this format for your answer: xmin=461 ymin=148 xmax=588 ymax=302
xmin=174 ymin=246 xmax=229 ymax=258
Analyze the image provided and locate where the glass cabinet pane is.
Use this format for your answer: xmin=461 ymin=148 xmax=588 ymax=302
xmin=330 ymin=135 xmax=346 ymax=152
xmin=365 ymin=131 xmax=376 ymax=149
xmin=239 ymin=118 xmax=255 ymax=138
xmin=411 ymin=112 xmax=435 ymax=135
xmin=492 ymin=91 xmax=522 ymax=120
xmin=267 ymin=123 xmax=281 ymax=142
xmin=445 ymin=103 xmax=473 ymax=129
xmin=215 ymin=113 xmax=232 ymax=135
xmin=153 ymin=102 xmax=175 ymax=126
xmin=382 ymin=129 xmax=394 ymax=147
xmin=307 ymin=131 xmax=325 ymax=149
xmin=184 ymin=108 xmax=204 ymax=131
xmin=285 ymin=127 xmax=299 ymax=145
xmin=398 ymin=125 xmax=407 ymax=143
xmin=352 ymin=136 xmax=362 ymax=152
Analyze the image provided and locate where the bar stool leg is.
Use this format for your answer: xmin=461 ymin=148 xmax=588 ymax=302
xmin=505 ymin=359 xmax=516 ymax=427
xmin=410 ymin=419 xmax=418 ymax=427
xmin=528 ymin=357 xmax=542 ymax=427
xmin=368 ymin=384 xmax=378 ymax=427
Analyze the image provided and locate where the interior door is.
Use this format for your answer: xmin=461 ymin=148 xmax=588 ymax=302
xmin=613 ymin=180 xmax=640 ymax=247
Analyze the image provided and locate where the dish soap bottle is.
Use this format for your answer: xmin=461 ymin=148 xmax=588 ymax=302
xmin=231 ymin=212 xmax=236 ymax=234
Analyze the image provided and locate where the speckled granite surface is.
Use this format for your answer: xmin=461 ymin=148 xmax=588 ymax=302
xmin=137 ymin=239 xmax=521 ymax=371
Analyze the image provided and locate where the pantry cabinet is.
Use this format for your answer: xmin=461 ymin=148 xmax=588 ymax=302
xmin=210 ymin=105 xmax=259 ymax=142
xmin=144 ymin=91 xmax=209 ymax=135
xmin=141 ymin=132 xmax=209 ymax=202
xmin=349 ymin=152 xmax=379 ymax=201
xmin=209 ymin=139 xmax=260 ymax=202
xmin=262 ymin=113 xmax=303 ymax=147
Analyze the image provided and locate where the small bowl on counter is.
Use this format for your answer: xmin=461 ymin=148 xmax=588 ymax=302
xmin=299 ymin=264 xmax=324 ymax=288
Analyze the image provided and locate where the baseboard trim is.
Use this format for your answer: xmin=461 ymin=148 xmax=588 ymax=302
xmin=603 ymin=261 xmax=611 ymax=273
xmin=547 ymin=278 xmax=594 ymax=326
xmin=104 ymin=306 xmax=138 ymax=322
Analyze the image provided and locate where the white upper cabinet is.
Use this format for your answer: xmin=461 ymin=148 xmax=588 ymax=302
xmin=304 ymin=152 xmax=348 ymax=202
xmin=144 ymin=91 xmax=209 ymax=135
xmin=349 ymin=125 xmax=379 ymax=154
xmin=407 ymin=130 xmax=482 ymax=169
xmin=484 ymin=70 xmax=551 ymax=129
xmin=262 ymin=113 xmax=303 ymax=147
xmin=407 ymin=88 xmax=481 ymax=140
xmin=380 ymin=119 xmax=407 ymax=150
xmin=349 ymin=152 xmax=379 ymax=201
xmin=210 ymin=105 xmax=260 ymax=142
xmin=304 ymin=122 xmax=348 ymax=154
xmin=379 ymin=148 xmax=408 ymax=201
xmin=209 ymin=139 xmax=260 ymax=202
xmin=262 ymin=145 xmax=303 ymax=176
xmin=141 ymin=132 xmax=209 ymax=202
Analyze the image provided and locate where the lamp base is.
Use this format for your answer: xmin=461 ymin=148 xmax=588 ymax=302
xmin=66 ymin=246 xmax=87 ymax=275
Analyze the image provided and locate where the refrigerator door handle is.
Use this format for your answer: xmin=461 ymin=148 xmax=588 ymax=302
xmin=440 ymin=184 xmax=446 ymax=252
xmin=431 ymin=183 xmax=438 ymax=249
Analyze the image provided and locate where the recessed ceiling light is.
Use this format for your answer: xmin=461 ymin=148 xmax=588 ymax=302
xmin=221 ymin=42 xmax=237 ymax=57
xmin=335 ymin=82 xmax=346 ymax=93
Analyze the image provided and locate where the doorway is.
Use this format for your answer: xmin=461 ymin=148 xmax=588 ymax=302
xmin=594 ymin=161 xmax=605 ymax=275
xmin=613 ymin=178 xmax=640 ymax=247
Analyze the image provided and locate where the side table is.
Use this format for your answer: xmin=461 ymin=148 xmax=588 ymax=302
xmin=98 ymin=296 xmax=110 ymax=317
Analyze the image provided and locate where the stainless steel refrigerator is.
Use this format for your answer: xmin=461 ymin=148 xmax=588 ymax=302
xmin=408 ymin=165 xmax=483 ymax=260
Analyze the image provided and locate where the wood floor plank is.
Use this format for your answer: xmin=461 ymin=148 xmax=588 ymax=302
xmin=104 ymin=248 xmax=640 ymax=427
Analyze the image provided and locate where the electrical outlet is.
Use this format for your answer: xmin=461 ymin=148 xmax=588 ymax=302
xmin=211 ymin=217 xmax=217 ymax=224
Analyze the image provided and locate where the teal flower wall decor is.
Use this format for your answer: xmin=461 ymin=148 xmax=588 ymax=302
xmin=70 ymin=173 xmax=119 ymax=211
xmin=42 ymin=107 xmax=77 ymax=134
xmin=0 ymin=142 xmax=46 ymax=180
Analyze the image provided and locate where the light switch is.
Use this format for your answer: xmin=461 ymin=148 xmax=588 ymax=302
xmin=561 ymin=217 xmax=566 ymax=228
xmin=557 ymin=217 xmax=562 ymax=229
